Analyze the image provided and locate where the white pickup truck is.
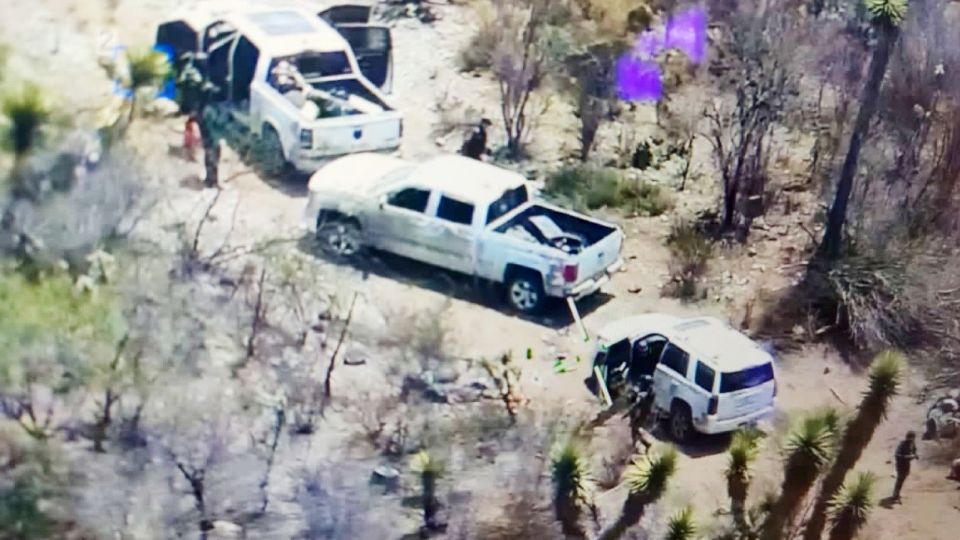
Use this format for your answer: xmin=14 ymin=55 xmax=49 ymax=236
xmin=305 ymin=154 xmax=625 ymax=313
xmin=156 ymin=1 xmax=400 ymax=173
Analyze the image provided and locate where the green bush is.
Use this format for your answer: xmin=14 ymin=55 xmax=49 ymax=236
xmin=544 ymin=165 xmax=672 ymax=215
xmin=664 ymin=219 xmax=713 ymax=299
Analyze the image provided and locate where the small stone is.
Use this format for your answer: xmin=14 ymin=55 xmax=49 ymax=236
xmin=823 ymin=367 xmax=830 ymax=374
xmin=371 ymin=466 xmax=401 ymax=492
xmin=344 ymin=356 xmax=366 ymax=366
xmin=747 ymin=247 xmax=758 ymax=257
xmin=628 ymin=286 xmax=643 ymax=294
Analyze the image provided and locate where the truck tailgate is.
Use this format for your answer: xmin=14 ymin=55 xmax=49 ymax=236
xmin=576 ymin=228 xmax=623 ymax=282
xmin=310 ymin=113 xmax=402 ymax=156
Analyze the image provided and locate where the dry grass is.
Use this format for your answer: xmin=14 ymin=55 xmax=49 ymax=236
xmin=663 ymin=219 xmax=714 ymax=300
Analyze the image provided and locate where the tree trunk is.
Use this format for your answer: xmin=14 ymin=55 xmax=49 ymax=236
xmin=819 ymin=22 xmax=900 ymax=259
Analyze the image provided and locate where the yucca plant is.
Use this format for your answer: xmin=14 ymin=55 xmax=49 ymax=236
xmin=827 ymin=472 xmax=876 ymax=540
xmin=665 ymin=506 xmax=697 ymax=540
xmin=803 ymin=351 xmax=903 ymax=540
xmin=551 ymin=441 xmax=591 ymax=538
xmin=411 ymin=450 xmax=445 ymax=533
xmin=761 ymin=410 xmax=838 ymax=540
xmin=1 ymin=82 xmax=52 ymax=180
xmin=123 ymin=47 xmax=171 ymax=125
xmin=726 ymin=429 xmax=761 ymax=532
xmin=819 ymin=0 xmax=909 ymax=257
xmin=598 ymin=447 xmax=678 ymax=540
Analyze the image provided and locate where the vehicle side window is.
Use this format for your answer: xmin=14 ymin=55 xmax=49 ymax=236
xmin=436 ymin=195 xmax=475 ymax=226
xmin=659 ymin=343 xmax=690 ymax=377
xmin=694 ymin=362 xmax=715 ymax=392
xmin=387 ymin=188 xmax=430 ymax=213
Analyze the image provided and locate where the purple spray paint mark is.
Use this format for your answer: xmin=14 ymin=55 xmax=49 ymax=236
xmin=665 ymin=6 xmax=707 ymax=64
xmin=616 ymin=57 xmax=662 ymax=102
xmin=616 ymin=5 xmax=708 ymax=102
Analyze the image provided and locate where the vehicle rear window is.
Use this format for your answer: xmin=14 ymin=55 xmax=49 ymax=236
xmin=720 ymin=363 xmax=774 ymax=393
xmin=437 ymin=196 xmax=475 ymax=226
xmin=486 ymin=185 xmax=529 ymax=225
xmin=291 ymin=52 xmax=352 ymax=78
xmin=659 ymin=344 xmax=689 ymax=377
xmin=695 ymin=362 xmax=715 ymax=392
xmin=387 ymin=188 xmax=430 ymax=213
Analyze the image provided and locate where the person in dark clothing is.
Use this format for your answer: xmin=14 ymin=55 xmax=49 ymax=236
xmin=891 ymin=431 xmax=918 ymax=502
xmin=460 ymin=118 xmax=493 ymax=160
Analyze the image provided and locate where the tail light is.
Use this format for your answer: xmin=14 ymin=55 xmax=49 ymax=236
xmin=299 ymin=128 xmax=313 ymax=149
xmin=773 ymin=379 xmax=778 ymax=397
xmin=708 ymin=395 xmax=719 ymax=416
xmin=562 ymin=263 xmax=579 ymax=283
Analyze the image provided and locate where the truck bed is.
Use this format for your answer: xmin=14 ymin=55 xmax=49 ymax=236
xmin=495 ymin=204 xmax=617 ymax=251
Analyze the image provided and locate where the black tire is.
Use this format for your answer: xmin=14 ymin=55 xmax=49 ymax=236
xmin=259 ymin=125 xmax=288 ymax=177
xmin=669 ymin=401 xmax=695 ymax=444
xmin=505 ymin=270 xmax=545 ymax=314
xmin=316 ymin=215 xmax=363 ymax=258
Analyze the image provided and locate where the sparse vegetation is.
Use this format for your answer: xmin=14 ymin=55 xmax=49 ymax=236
xmin=664 ymin=219 xmax=713 ymax=299
xmin=545 ymin=164 xmax=672 ymax=214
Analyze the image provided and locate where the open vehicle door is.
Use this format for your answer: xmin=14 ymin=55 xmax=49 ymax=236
xmin=334 ymin=24 xmax=393 ymax=93
xmin=318 ymin=5 xmax=393 ymax=93
xmin=201 ymin=21 xmax=239 ymax=104
xmin=318 ymin=4 xmax=373 ymax=25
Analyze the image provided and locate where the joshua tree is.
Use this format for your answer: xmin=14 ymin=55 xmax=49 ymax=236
xmin=1 ymin=82 xmax=52 ymax=195
xmin=802 ymin=351 xmax=903 ymax=540
xmin=726 ymin=429 xmax=761 ymax=532
xmin=598 ymin=447 xmax=678 ymax=540
xmin=761 ymin=410 xmax=838 ymax=540
xmin=123 ymin=47 xmax=171 ymax=126
xmin=411 ymin=450 xmax=445 ymax=534
xmin=665 ymin=506 xmax=697 ymax=540
xmin=551 ymin=441 xmax=591 ymax=538
xmin=820 ymin=0 xmax=909 ymax=258
xmin=827 ymin=472 xmax=876 ymax=540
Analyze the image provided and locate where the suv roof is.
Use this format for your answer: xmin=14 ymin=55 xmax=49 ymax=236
xmin=597 ymin=314 xmax=772 ymax=373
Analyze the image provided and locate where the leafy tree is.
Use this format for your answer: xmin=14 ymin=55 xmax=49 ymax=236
xmin=761 ymin=410 xmax=838 ymax=540
xmin=827 ymin=472 xmax=876 ymax=540
xmin=551 ymin=440 xmax=591 ymax=538
xmin=820 ymin=0 xmax=909 ymax=258
xmin=598 ymin=447 xmax=678 ymax=540
xmin=802 ymin=351 xmax=903 ymax=540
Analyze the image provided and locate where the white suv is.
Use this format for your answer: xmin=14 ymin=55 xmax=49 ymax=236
xmin=587 ymin=314 xmax=777 ymax=443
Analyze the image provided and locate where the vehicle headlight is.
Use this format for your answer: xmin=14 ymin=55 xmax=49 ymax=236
xmin=299 ymin=128 xmax=313 ymax=149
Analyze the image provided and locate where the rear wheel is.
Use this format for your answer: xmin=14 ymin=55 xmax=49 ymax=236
xmin=669 ymin=401 xmax=695 ymax=444
xmin=505 ymin=270 xmax=545 ymax=314
xmin=258 ymin=125 xmax=288 ymax=177
xmin=316 ymin=216 xmax=362 ymax=258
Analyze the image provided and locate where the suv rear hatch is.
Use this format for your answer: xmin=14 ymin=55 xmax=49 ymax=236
xmin=715 ymin=362 xmax=776 ymax=421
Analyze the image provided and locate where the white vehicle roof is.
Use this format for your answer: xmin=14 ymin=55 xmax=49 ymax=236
xmin=162 ymin=2 xmax=351 ymax=57
xmin=597 ymin=314 xmax=773 ymax=373
xmin=409 ymin=156 xmax=528 ymax=204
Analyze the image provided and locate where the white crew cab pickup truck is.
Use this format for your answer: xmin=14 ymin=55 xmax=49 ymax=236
xmin=586 ymin=314 xmax=777 ymax=442
xmin=155 ymin=1 xmax=400 ymax=172
xmin=305 ymin=153 xmax=625 ymax=313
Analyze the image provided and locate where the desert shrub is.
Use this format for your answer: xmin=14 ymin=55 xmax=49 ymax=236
xmin=545 ymin=165 xmax=672 ymax=214
xmin=0 ymin=424 xmax=70 ymax=537
xmin=456 ymin=1 xmax=499 ymax=72
xmin=664 ymin=219 xmax=713 ymax=299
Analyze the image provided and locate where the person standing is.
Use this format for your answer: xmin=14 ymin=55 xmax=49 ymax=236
xmin=460 ymin=118 xmax=493 ymax=160
xmin=891 ymin=431 xmax=919 ymax=502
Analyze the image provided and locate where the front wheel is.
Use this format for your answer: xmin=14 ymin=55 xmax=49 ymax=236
xmin=505 ymin=271 xmax=545 ymax=314
xmin=316 ymin=218 xmax=362 ymax=258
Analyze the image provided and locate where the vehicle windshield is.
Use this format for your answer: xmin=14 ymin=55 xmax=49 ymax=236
xmin=486 ymin=185 xmax=529 ymax=225
xmin=720 ymin=363 xmax=774 ymax=393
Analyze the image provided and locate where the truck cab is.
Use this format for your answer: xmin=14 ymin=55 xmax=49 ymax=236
xmin=156 ymin=1 xmax=400 ymax=172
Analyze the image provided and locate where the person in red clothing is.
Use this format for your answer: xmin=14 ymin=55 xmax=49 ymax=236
xmin=183 ymin=113 xmax=201 ymax=162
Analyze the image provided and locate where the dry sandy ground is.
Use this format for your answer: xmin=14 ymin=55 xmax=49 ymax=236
xmin=2 ymin=0 xmax=959 ymax=538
